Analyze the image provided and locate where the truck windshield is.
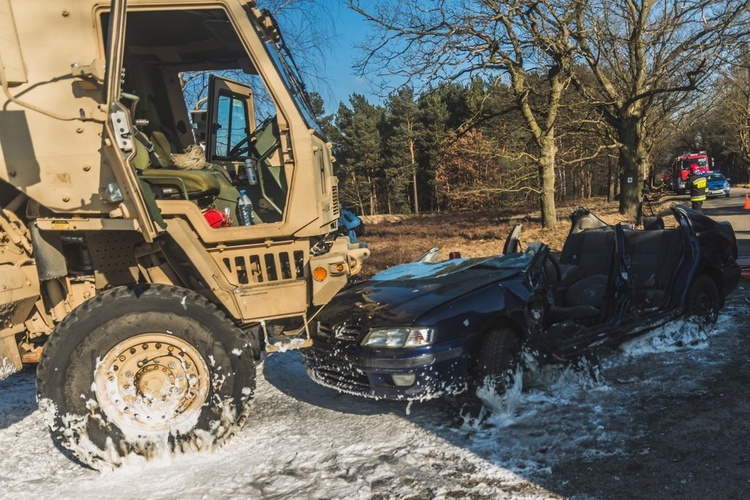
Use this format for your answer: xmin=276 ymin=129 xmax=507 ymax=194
xmin=253 ymin=13 xmax=323 ymax=136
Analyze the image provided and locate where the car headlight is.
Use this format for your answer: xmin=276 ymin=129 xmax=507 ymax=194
xmin=361 ymin=327 xmax=434 ymax=348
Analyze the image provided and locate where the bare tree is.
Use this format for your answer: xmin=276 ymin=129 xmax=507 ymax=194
xmin=709 ymin=50 xmax=750 ymax=178
xmin=571 ymin=0 xmax=750 ymax=218
xmin=351 ymin=0 xmax=584 ymax=228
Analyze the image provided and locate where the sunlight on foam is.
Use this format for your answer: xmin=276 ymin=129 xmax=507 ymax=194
xmin=0 ymin=358 xmax=18 ymax=381
xmin=618 ymin=317 xmax=724 ymax=356
xmin=474 ymin=366 xmax=525 ymax=423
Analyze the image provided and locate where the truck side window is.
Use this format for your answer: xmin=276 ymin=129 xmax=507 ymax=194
xmin=214 ymin=94 xmax=249 ymax=159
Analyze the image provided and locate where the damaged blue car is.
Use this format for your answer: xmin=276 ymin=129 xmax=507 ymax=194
xmin=302 ymin=206 xmax=740 ymax=402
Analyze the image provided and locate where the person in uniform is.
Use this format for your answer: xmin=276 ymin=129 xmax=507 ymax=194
xmin=686 ymin=163 xmax=707 ymax=211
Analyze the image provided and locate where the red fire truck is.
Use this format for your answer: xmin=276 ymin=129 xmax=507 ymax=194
xmin=670 ymin=152 xmax=712 ymax=194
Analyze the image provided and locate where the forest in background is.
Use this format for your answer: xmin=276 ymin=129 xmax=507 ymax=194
xmin=313 ymin=0 xmax=750 ymax=227
xmin=314 ymin=68 xmax=750 ymax=219
xmin=208 ymin=1 xmax=750 ymax=227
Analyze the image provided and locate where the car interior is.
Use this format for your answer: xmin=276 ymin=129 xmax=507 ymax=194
xmin=545 ymin=213 xmax=684 ymax=327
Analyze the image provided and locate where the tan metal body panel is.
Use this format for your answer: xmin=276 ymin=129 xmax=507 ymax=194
xmin=0 ymin=0 xmax=367 ymax=358
xmin=0 ymin=0 xmax=338 ymax=236
xmin=0 ymin=0 xmax=28 ymax=86
xmin=0 ymin=1 xmax=114 ymax=214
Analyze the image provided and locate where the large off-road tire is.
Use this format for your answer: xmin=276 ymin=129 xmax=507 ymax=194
xmin=474 ymin=327 xmax=523 ymax=401
xmin=685 ymin=275 xmax=720 ymax=326
xmin=37 ymin=284 xmax=257 ymax=469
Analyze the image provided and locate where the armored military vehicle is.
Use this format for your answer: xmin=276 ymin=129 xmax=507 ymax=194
xmin=0 ymin=0 xmax=368 ymax=468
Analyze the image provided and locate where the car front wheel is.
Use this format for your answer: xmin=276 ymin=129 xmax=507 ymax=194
xmin=474 ymin=327 xmax=523 ymax=404
xmin=685 ymin=275 xmax=720 ymax=326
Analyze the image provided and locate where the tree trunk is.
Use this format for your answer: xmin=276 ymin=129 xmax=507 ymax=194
xmin=367 ymin=174 xmax=377 ymax=216
xmin=409 ymin=137 xmax=419 ymax=215
xmin=616 ymin=120 xmax=647 ymax=219
xmin=538 ymin=135 xmax=557 ymax=229
xmin=351 ymin=171 xmax=365 ymax=215
xmin=607 ymin=157 xmax=615 ymax=203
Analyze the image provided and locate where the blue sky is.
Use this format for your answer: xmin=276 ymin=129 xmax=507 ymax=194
xmin=313 ymin=4 xmax=383 ymax=113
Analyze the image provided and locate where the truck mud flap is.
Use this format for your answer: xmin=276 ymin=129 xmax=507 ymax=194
xmin=0 ymin=335 xmax=22 ymax=381
xmin=261 ymin=317 xmax=313 ymax=353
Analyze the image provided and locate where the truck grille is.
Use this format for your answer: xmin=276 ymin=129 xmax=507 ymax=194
xmin=220 ymin=249 xmax=305 ymax=285
xmin=332 ymin=186 xmax=340 ymax=217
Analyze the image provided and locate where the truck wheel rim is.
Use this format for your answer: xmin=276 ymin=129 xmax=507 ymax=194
xmin=93 ymin=333 xmax=210 ymax=434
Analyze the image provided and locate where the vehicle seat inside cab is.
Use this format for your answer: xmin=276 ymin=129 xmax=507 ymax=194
xmin=133 ymin=132 xmax=265 ymax=225
xmin=622 ymin=227 xmax=682 ymax=308
xmin=547 ymin=227 xmax=615 ymax=324
xmin=132 ymin=133 xmax=221 ymax=208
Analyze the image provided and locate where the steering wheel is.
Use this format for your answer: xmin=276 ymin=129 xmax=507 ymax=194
xmin=228 ymin=115 xmax=275 ymax=159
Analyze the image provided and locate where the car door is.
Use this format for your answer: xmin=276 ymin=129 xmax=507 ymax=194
xmin=615 ymin=218 xmax=688 ymax=330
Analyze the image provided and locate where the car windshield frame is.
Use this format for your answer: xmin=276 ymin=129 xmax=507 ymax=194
xmin=707 ymin=173 xmax=726 ymax=182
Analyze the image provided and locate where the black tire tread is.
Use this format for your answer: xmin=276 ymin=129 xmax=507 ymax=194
xmin=37 ymin=284 xmax=257 ymax=469
xmin=474 ymin=326 xmax=522 ymax=396
xmin=685 ymin=274 xmax=720 ymax=325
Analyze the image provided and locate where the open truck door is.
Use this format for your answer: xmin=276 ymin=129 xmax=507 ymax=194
xmin=100 ymin=0 xmax=160 ymax=242
xmin=205 ymin=76 xmax=255 ymax=161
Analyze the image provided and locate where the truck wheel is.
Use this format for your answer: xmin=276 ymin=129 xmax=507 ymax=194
xmin=686 ymin=275 xmax=720 ymax=326
xmin=36 ymin=284 xmax=257 ymax=469
xmin=474 ymin=327 xmax=523 ymax=401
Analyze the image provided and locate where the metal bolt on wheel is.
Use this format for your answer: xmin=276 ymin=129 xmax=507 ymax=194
xmin=94 ymin=333 xmax=209 ymax=434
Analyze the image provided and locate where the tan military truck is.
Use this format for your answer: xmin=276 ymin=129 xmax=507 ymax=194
xmin=0 ymin=0 xmax=368 ymax=468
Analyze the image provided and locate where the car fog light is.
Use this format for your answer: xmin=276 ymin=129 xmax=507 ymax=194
xmin=392 ymin=373 xmax=416 ymax=386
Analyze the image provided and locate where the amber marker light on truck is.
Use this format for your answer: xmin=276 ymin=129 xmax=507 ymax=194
xmin=313 ymin=267 xmax=328 ymax=281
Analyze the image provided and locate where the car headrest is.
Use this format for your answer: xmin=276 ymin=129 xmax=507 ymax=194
xmin=643 ymin=216 xmax=664 ymax=230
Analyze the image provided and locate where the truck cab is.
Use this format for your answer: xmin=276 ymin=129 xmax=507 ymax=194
xmin=0 ymin=0 xmax=368 ymax=468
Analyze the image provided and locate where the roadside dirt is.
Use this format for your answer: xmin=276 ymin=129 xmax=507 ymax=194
xmin=358 ymin=196 xmax=669 ymax=278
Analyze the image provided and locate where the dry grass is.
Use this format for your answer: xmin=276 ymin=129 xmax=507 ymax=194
xmin=358 ymin=194 xmax=678 ymax=278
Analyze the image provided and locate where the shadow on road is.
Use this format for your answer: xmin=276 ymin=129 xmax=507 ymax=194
xmin=0 ymin=365 xmax=37 ymax=430
xmin=263 ymin=290 xmax=750 ymax=498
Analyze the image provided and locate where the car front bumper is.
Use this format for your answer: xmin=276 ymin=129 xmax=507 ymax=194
xmin=303 ymin=338 xmax=470 ymax=400
xmin=707 ymin=187 xmax=730 ymax=197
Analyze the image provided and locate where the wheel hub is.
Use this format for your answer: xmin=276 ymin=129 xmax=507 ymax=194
xmin=94 ymin=333 xmax=209 ymax=434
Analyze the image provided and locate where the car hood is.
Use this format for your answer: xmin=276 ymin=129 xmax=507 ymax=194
xmin=320 ymin=257 xmax=525 ymax=326
xmin=707 ymin=179 xmax=726 ymax=188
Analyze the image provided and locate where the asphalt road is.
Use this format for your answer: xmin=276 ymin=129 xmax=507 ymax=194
xmin=702 ymin=186 xmax=750 ymax=256
xmin=652 ymin=186 xmax=750 ymax=256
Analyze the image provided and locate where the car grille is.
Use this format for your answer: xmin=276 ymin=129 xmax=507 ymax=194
xmin=317 ymin=320 xmax=366 ymax=343
xmin=304 ymin=347 xmax=372 ymax=394
xmin=309 ymin=365 xmax=372 ymax=393
xmin=334 ymin=324 xmax=362 ymax=341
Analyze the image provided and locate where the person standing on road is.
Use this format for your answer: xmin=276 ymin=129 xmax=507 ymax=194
xmin=686 ymin=163 xmax=707 ymax=211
